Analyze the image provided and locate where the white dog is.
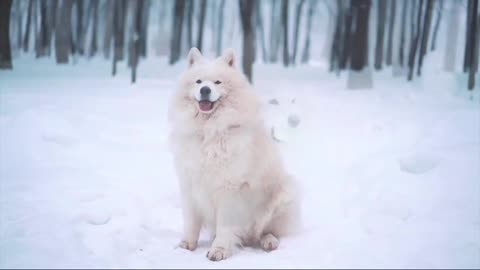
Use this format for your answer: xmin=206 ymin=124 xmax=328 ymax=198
xmin=168 ymin=48 xmax=301 ymax=261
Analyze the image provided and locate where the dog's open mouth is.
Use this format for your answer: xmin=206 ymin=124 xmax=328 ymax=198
xmin=198 ymin=100 xmax=215 ymax=112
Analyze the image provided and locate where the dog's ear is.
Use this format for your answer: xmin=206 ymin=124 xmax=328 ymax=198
xmin=221 ymin=48 xmax=236 ymax=68
xmin=187 ymin=47 xmax=203 ymax=68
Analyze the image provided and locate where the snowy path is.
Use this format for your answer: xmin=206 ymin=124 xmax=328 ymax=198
xmin=1 ymin=57 xmax=479 ymax=268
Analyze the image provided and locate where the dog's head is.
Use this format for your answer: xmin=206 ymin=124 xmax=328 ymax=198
xmin=175 ymin=47 xmax=254 ymax=117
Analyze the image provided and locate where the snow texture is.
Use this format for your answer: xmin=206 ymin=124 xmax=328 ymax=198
xmin=0 ymin=55 xmax=479 ymax=268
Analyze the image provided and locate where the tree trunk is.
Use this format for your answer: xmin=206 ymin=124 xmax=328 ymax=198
xmin=417 ymin=0 xmax=434 ymax=76
xmin=131 ymin=0 xmax=144 ymax=83
xmin=196 ymin=0 xmax=207 ymax=51
xmin=36 ymin=0 xmax=49 ymax=58
xmin=301 ymin=0 xmax=317 ymax=63
xmin=430 ymin=0 xmax=443 ymax=51
xmin=281 ymin=0 xmax=289 ymax=66
xmin=291 ymin=0 xmax=306 ymax=64
xmin=340 ymin=4 xmax=353 ymax=70
xmin=75 ymin=0 xmax=84 ymax=55
xmin=33 ymin=0 xmax=38 ymax=55
xmin=55 ymin=0 xmax=73 ymax=64
xmin=23 ymin=0 xmax=33 ymax=52
xmin=0 ymin=0 xmax=13 ymax=69
xmin=386 ymin=0 xmax=396 ymax=66
xmin=112 ymin=0 xmax=127 ymax=75
xmin=216 ymin=0 xmax=225 ymax=56
xmin=116 ymin=0 xmax=126 ymax=61
xmin=140 ymin=0 xmax=150 ymax=57
xmin=348 ymin=0 xmax=372 ymax=89
xmin=210 ymin=0 xmax=217 ymax=52
xmin=463 ymin=0 xmax=474 ymax=72
xmin=169 ymin=0 xmax=185 ymax=64
xmin=89 ymin=0 xmax=99 ymax=58
xmin=350 ymin=0 xmax=371 ymax=71
xmin=112 ymin=0 xmax=122 ymax=74
xmin=330 ymin=0 xmax=344 ymax=72
xmin=444 ymin=0 xmax=460 ymax=71
xmin=321 ymin=2 xmax=334 ymax=60
xmin=255 ymin=0 xmax=268 ymax=62
xmin=398 ymin=0 xmax=408 ymax=67
xmin=269 ymin=0 xmax=279 ymax=62
xmin=239 ymin=0 xmax=255 ymax=82
xmin=103 ymin=0 xmax=114 ymax=58
xmin=112 ymin=0 xmax=127 ymax=76
xmin=185 ymin=0 xmax=194 ymax=49
xmin=46 ymin=0 xmax=58 ymax=56
xmin=374 ymin=0 xmax=387 ymax=70
xmin=15 ymin=0 xmax=22 ymax=52
xmin=468 ymin=2 xmax=479 ymax=90
xmin=407 ymin=0 xmax=424 ymax=81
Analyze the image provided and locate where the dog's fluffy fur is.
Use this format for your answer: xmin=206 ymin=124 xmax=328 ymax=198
xmin=168 ymin=48 xmax=301 ymax=261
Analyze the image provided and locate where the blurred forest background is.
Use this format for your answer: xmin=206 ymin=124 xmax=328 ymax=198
xmin=0 ymin=0 xmax=478 ymax=88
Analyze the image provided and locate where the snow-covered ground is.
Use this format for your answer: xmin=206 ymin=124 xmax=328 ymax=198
xmin=1 ymin=55 xmax=479 ymax=268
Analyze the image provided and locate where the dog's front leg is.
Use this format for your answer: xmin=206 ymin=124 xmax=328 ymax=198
xmin=206 ymin=191 xmax=247 ymax=261
xmin=179 ymin=197 xmax=201 ymax=251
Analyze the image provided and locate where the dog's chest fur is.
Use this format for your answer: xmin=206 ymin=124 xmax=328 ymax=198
xmin=175 ymin=126 xmax=259 ymax=226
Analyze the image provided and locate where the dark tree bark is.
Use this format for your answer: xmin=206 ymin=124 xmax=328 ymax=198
xmin=417 ymin=0 xmax=434 ymax=76
xmin=330 ymin=0 xmax=344 ymax=72
xmin=468 ymin=1 xmax=479 ymax=90
xmin=340 ymin=4 xmax=353 ymax=70
xmin=291 ymin=0 xmax=306 ymax=64
xmin=23 ymin=0 xmax=33 ymax=52
xmin=33 ymin=0 xmax=38 ymax=55
xmin=169 ymin=0 xmax=185 ymax=64
xmin=36 ymin=0 xmax=49 ymax=58
xmin=350 ymin=0 xmax=371 ymax=71
xmin=239 ymin=0 xmax=255 ymax=82
xmin=89 ymin=0 xmax=99 ymax=58
xmin=140 ymin=0 xmax=150 ymax=57
xmin=55 ymin=0 xmax=73 ymax=64
xmin=15 ymin=0 xmax=22 ymax=51
xmin=430 ymin=0 xmax=443 ymax=51
xmin=398 ymin=0 xmax=408 ymax=67
xmin=386 ymin=0 xmax=396 ymax=66
xmin=374 ymin=0 xmax=387 ymax=70
xmin=112 ymin=0 xmax=127 ymax=75
xmin=118 ymin=0 xmax=127 ymax=60
xmin=216 ymin=0 xmax=225 ymax=56
xmin=348 ymin=0 xmax=373 ymax=89
xmin=301 ymin=0 xmax=317 ymax=64
xmin=75 ymin=0 xmax=85 ymax=55
xmin=197 ymin=0 xmax=207 ymax=51
xmin=0 ymin=0 xmax=13 ymax=69
xmin=407 ymin=0 xmax=424 ymax=81
xmin=103 ymin=0 xmax=114 ymax=59
xmin=185 ymin=0 xmax=194 ymax=49
xmin=255 ymin=0 xmax=268 ymax=62
xmin=281 ymin=0 xmax=289 ymax=66
xmin=464 ymin=0 xmax=474 ymax=72
xmin=131 ymin=0 xmax=144 ymax=83
xmin=47 ymin=0 xmax=58 ymax=56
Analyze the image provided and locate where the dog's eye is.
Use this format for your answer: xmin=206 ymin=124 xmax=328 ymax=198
xmin=196 ymin=79 xmax=202 ymax=84
xmin=214 ymin=80 xmax=222 ymax=85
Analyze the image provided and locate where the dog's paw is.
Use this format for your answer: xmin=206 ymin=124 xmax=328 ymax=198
xmin=206 ymin=246 xmax=229 ymax=261
xmin=178 ymin=240 xmax=197 ymax=251
xmin=260 ymin=233 xmax=279 ymax=252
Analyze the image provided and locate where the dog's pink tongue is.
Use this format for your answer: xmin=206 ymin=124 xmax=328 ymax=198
xmin=199 ymin=101 xmax=213 ymax=111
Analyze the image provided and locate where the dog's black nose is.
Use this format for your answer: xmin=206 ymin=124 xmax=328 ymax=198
xmin=200 ymin=86 xmax=211 ymax=96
